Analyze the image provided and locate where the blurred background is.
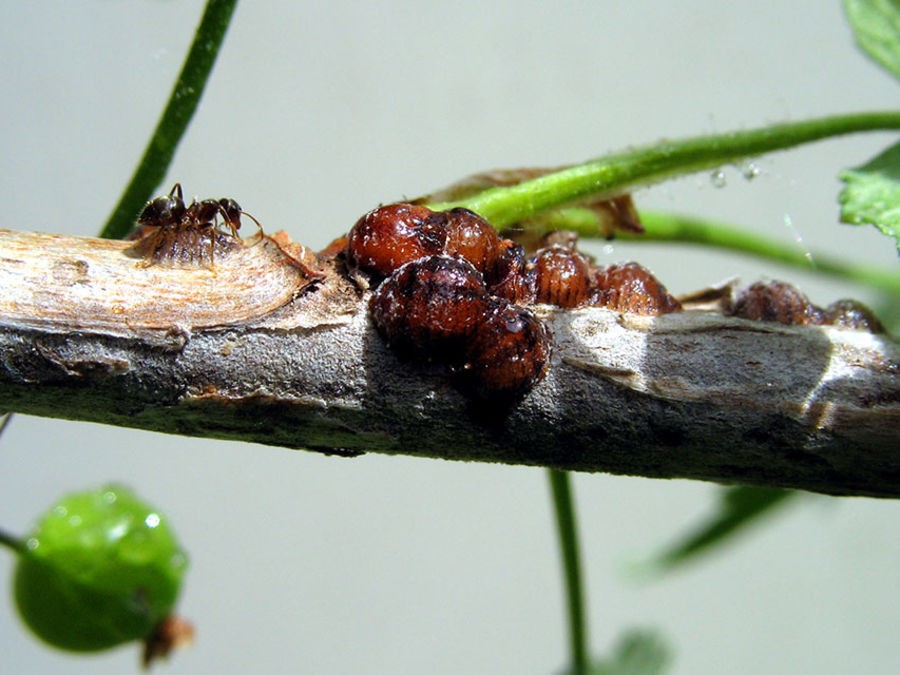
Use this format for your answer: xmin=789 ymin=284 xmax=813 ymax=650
xmin=1 ymin=1 xmax=898 ymax=673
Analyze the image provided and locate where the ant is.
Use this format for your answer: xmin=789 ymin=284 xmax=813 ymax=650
xmin=131 ymin=183 xmax=263 ymax=267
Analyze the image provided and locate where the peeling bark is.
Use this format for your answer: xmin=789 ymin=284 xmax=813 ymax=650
xmin=0 ymin=228 xmax=897 ymax=497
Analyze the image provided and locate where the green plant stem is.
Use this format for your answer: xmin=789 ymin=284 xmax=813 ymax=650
xmin=530 ymin=208 xmax=900 ymax=295
xmin=429 ymin=111 xmax=900 ymax=227
xmin=0 ymin=527 xmax=25 ymax=555
xmin=548 ymin=469 xmax=588 ymax=675
xmin=636 ymin=211 xmax=900 ymax=295
xmin=100 ymin=0 xmax=239 ymax=239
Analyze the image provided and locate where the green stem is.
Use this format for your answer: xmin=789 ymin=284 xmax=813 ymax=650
xmin=0 ymin=527 xmax=25 ymax=555
xmin=100 ymin=0 xmax=239 ymax=239
xmin=636 ymin=211 xmax=900 ymax=295
xmin=430 ymin=111 xmax=900 ymax=227
xmin=531 ymin=208 xmax=900 ymax=295
xmin=548 ymin=469 xmax=588 ymax=675
xmin=0 ymin=412 xmax=13 ymax=439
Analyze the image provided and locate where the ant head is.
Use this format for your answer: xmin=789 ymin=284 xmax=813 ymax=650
xmin=219 ymin=198 xmax=264 ymax=237
xmin=217 ymin=198 xmax=243 ymax=229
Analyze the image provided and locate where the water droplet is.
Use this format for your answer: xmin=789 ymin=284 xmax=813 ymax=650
xmin=106 ymin=521 xmax=128 ymax=542
xmin=67 ymin=515 xmax=82 ymax=527
xmin=602 ymin=244 xmax=615 ymax=256
xmin=710 ymin=169 xmax=727 ymax=188
xmin=52 ymin=504 xmax=67 ymax=517
xmin=144 ymin=513 xmax=161 ymax=528
xmin=101 ymin=490 xmax=117 ymax=504
xmin=26 ymin=537 xmax=39 ymax=551
xmin=740 ymin=161 xmax=760 ymax=180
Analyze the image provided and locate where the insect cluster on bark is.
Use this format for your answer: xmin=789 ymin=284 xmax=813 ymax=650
xmin=340 ymin=203 xmax=682 ymax=403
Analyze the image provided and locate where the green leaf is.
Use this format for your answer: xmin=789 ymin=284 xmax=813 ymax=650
xmin=839 ymin=140 xmax=900 ymax=252
xmin=639 ymin=487 xmax=797 ymax=575
xmin=844 ymin=0 xmax=900 ymax=80
xmin=588 ymin=629 xmax=672 ymax=675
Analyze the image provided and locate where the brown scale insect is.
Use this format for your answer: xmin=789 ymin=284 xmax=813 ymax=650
xmin=346 ymin=203 xmax=446 ymax=278
xmin=441 ymin=207 xmax=503 ymax=279
xmin=528 ymin=245 xmax=594 ymax=308
xmin=488 ymin=239 xmax=532 ymax=304
xmin=726 ymin=284 xmax=884 ymax=332
xmin=454 ymin=298 xmax=551 ymax=401
xmin=591 ymin=262 xmax=681 ymax=315
xmin=822 ymin=299 xmax=884 ymax=333
xmin=369 ymin=256 xmax=489 ymax=361
xmin=132 ymin=183 xmax=262 ymax=267
xmin=727 ymin=280 xmax=825 ymax=326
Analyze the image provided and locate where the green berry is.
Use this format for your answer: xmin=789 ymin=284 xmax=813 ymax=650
xmin=13 ymin=484 xmax=188 ymax=652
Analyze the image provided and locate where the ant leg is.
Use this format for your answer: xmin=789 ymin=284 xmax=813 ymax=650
xmin=206 ymin=231 xmax=218 ymax=273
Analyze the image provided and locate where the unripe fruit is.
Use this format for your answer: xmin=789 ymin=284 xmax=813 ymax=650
xmin=13 ymin=484 xmax=188 ymax=653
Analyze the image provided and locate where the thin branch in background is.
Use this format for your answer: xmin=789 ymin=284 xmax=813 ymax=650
xmin=549 ymin=470 xmax=588 ymax=675
xmin=0 ymin=527 xmax=24 ymax=555
xmin=0 ymin=412 xmax=13 ymax=440
xmin=100 ymin=0 xmax=240 ymax=240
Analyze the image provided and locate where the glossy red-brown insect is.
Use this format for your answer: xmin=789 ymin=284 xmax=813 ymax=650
xmin=528 ymin=245 xmax=594 ymax=308
xmin=132 ymin=183 xmax=262 ymax=266
xmin=488 ymin=239 xmax=531 ymax=303
xmin=346 ymin=203 xmax=446 ymax=278
xmin=455 ymin=299 xmax=551 ymax=401
xmin=727 ymin=281 xmax=824 ymax=326
xmin=591 ymin=262 xmax=681 ymax=315
xmin=370 ymin=256 xmax=489 ymax=360
xmin=822 ymin=299 xmax=884 ymax=333
xmin=441 ymin=208 xmax=503 ymax=279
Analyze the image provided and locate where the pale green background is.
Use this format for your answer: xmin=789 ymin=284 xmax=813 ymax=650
xmin=1 ymin=2 xmax=898 ymax=673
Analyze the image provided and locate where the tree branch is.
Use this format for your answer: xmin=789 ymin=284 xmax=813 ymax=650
xmin=0 ymin=229 xmax=897 ymax=498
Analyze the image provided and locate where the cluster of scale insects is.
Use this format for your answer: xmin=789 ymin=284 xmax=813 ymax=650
xmin=133 ymin=186 xmax=883 ymax=404
xmin=340 ymin=203 xmax=682 ymax=403
xmin=339 ymin=203 xmax=883 ymax=403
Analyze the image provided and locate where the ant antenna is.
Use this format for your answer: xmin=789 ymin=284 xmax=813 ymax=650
xmin=238 ymin=209 xmax=265 ymax=241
